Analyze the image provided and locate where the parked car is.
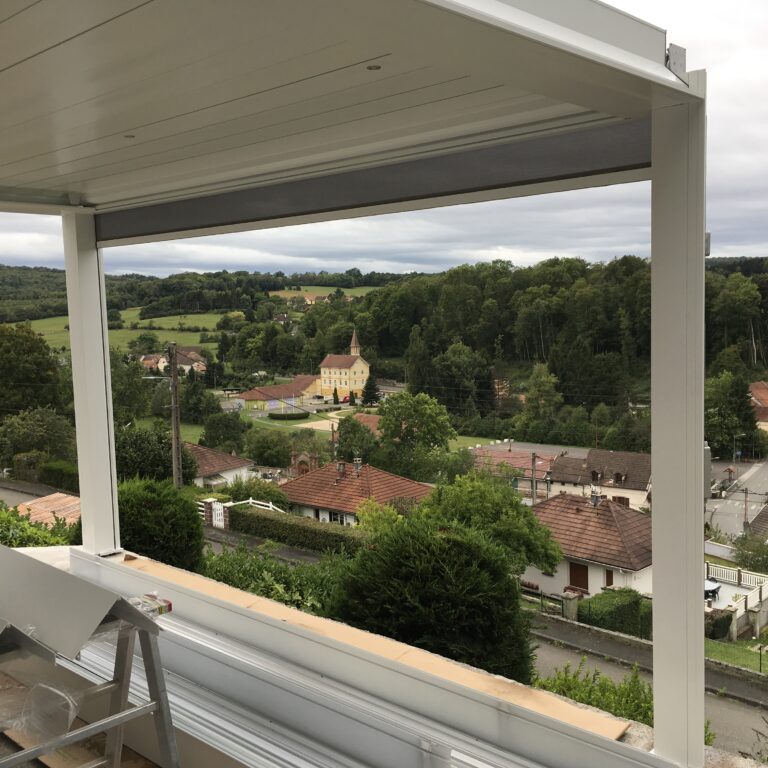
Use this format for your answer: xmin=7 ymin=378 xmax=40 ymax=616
xmin=341 ymin=395 xmax=350 ymax=403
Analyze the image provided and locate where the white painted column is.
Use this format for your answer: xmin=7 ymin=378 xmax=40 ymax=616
xmin=651 ymin=72 xmax=706 ymax=768
xmin=63 ymin=212 xmax=121 ymax=555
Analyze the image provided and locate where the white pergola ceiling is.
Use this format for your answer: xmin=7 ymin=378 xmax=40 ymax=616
xmin=0 ymin=0 xmax=696 ymax=242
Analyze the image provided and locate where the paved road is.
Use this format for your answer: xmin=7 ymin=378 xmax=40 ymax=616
xmin=0 ymin=488 xmax=37 ymax=510
xmin=535 ymin=640 xmax=767 ymax=757
xmin=708 ymin=461 xmax=768 ymax=537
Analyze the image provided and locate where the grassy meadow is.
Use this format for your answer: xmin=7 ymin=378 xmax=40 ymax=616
xmin=29 ymin=308 xmax=221 ymax=351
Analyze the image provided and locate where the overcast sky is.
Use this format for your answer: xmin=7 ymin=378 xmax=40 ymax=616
xmin=1 ymin=0 xmax=766 ymax=277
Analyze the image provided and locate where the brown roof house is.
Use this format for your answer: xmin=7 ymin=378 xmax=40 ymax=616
xmin=471 ymin=447 xmax=555 ymax=500
xmin=185 ymin=443 xmax=254 ymax=489
xmin=550 ymin=448 xmax=651 ymax=509
xmin=281 ymin=461 xmax=432 ymax=526
xmin=236 ymin=375 xmax=320 ymax=411
xmin=750 ymin=381 xmax=768 ymax=427
xmin=522 ymin=492 xmax=652 ymax=597
xmin=17 ymin=493 xmax=81 ymax=527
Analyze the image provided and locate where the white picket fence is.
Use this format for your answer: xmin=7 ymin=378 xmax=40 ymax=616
xmin=197 ymin=496 xmax=288 ymax=529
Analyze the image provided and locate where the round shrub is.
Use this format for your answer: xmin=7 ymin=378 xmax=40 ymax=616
xmin=118 ymin=478 xmax=204 ymax=571
xmin=325 ymin=516 xmax=534 ymax=683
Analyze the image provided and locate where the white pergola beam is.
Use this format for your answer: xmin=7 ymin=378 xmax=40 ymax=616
xmin=63 ymin=212 xmax=121 ymax=556
xmin=650 ymin=70 xmax=706 ymax=768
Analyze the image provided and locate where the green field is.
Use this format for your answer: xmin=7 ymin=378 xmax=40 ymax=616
xmin=135 ymin=417 xmax=205 ymax=443
xmin=29 ymin=309 xmax=220 ymax=351
xmin=270 ymin=285 xmax=378 ymax=299
xmin=450 ymin=435 xmax=490 ymax=450
xmin=247 ymin=412 xmax=330 ymax=432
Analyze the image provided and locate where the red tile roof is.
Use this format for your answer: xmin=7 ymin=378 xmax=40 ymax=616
xmin=551 ymin=449 xmax=651 ymax=492
xmin=281 ymin=462 xmax=432 ymax=515
xmin=750 ymin=381 xmax=768 ymax=421
xmin=531 ymin=493 xmax=652 ymax=571
xmin=185 ymin=443 xmax=254 ymax=478
xmin=352 ymin=412 xmax=381 ymax=436
xmin=319 ymin=354 xmax=360 ymax=369
xmin=239 ymin=375 xmax=318 ymax=401
xmin=17 ymin=493 xmax=81 ymax=526
xmin=472 ymin=448 xmax=554 ymax=479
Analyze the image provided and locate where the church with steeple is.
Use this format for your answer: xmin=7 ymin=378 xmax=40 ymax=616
xmin=318 ymin=329 xmax=369 ymax=399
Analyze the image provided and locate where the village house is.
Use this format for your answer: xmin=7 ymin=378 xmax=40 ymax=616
xmin=281 ymin=460 xmax=432 ymax=526
xmin=550 ymin=448 xmax=652 ymax=509
xmin=319 ymin=330 xmax=369 ymax=399
xmin=523 ymin=492 xmax=652 ymax=597
xmin=139 ymin=348 xmax=207 ymax=375
xmin=17 ymin=492 xmax=81 ymax=527
xmin=236 ymin=374 xmax=320 ymax=411
xmin=185 ymin=443 xmax=254 ymax=489
xmin=750 ymin=381 xmax=768 ymax=430
xmin=471 ymin=446 xmax=556 ymax=500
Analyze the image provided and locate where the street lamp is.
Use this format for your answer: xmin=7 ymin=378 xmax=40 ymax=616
xmin=733 ymin=432 xmax=746 ymax=480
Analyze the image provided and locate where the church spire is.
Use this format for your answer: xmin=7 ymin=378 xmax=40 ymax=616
xmin=350 ymin=328 xmax=361 ymax=356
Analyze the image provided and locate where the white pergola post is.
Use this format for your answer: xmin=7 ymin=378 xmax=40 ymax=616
xmin=63 ymin=212 xmax=121 ymax=555
xmin=651 ymin=72 xmax=706 ymax=768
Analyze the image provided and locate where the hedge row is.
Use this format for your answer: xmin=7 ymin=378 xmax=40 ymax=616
xmin=38 ymin=459 xmax=79 ymax=493
xmin=267 ymin=411 xmax=309 ymax=421
xmin=577 ymin=588 xmax=652 ymax=640
xmin=229 ymin=506 xmax=366 ymax=554
xmin=705 ymin=608 xmax=733 ymax=640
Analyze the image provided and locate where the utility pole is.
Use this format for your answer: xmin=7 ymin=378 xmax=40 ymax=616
xmin=744 ymin=487 xmax=750 ymax=531
xmin=531 ymin=452 xmax=538 ymax=505
xmin=168 ymin=342 xmax=182 ymax=489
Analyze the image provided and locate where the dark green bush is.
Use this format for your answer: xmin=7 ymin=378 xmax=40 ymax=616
xmin=577 ymin=588 xmax=652 ymax=640
xmin=38 ymin=459 xmax=79 ymax=492
xmin=229 ymin=506 xmax=365 ymax=554
xmin=324 ymin=516 xmax=535 ymax=683
xmin=536 ymin=659 xmax=715 ymax=745
xmin=267 ymin=411 xmax=309 ymax=421
xmin=704 ymin=608 xmax=733 ymax=640
xmin=12 ymin=450 xmax=46 ymax=482
xmin=118 ymin=478 xmax=204 ymax=571
xmin=224 ymin=477 xmax=288 ymax=507
xmin=200 ymin=546 xmax=344 ymax=613
xmin=0 ymin=504 xmax=69 ymax=547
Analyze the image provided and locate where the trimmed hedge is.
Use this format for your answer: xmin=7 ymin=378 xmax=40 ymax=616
xmin=267 ymin=411 xmax=309 ymax=421
xmin=38 ymin=459 xmax=79 ymax=492
xmin=705 ymin=608 xmax=733 ymax=640
xmin=229 ymin=506 xmax=366 ymax=554
xmin=577 ymin=588 xmax=652 ymax=640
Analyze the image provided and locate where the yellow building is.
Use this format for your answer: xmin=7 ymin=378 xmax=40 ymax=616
xmin=319 ymin=330 xmax=369 ymax=399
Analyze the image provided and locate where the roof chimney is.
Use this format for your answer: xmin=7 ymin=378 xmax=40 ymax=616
xmin=336 ymin=461 xmax=345 ymax=476
xmin=353 ymin=457 xmax=362 ymax=476
xmin=590 ymin=485 xmax=601 ymax=507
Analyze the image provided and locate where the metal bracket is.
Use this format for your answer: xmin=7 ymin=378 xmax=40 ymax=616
xmin=666 ymin=44 xmax=688 ymax=84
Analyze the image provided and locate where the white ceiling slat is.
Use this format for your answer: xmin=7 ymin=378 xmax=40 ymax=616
xmin=0 ymin=0 xmax=692 ymax=216
xmin=49 ymin=102 xmax=606 ymax=207
xmin=0 ymin=65 xmax=473 ymax=183
xmin=0 ymin=0 xmax=150 ymax=74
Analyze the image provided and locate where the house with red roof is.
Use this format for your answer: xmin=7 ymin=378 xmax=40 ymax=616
xmin=236 ymin=374 xmax=320 ymax=411
xmin=185 ymin=443 xmax=255 ymax=489
xmin=319 ymin=330 xmax=369 ymax=400
xmin=281 ymin=461 xmax=432 ymax=526
xmin=523 ymin=492 xmax=652 ymax=597
xmin=750 ymin=381 xmax=768 ymax=427
xmin=17 ymin=493 xmax=81 ymax=527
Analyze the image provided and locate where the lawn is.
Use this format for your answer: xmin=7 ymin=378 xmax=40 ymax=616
xmin=705 ymin=638 xmax=768 ymax=674
xmin=135 ymin=417 xmax=204 ymax=443
xmin=450 ymin=435 xmax=490 ymax=451
xmin=247 ymin=412 xmax=331 ymax=433
xmin=29 ymin=311 xmax=219 ymax=351
xmin=270 ymin=285 xmax=378 ymax=299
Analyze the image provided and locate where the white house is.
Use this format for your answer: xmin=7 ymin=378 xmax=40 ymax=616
xmin=185 ymin=443 xmax=254 ymax=489
xmin=523 ymin=493 xmax=653 ymax=597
